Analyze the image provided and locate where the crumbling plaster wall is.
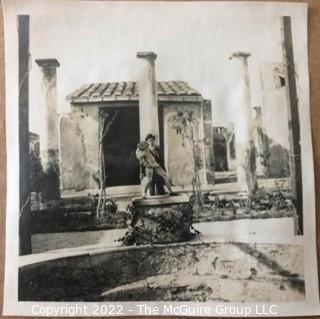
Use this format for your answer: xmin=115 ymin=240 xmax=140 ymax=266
xmin=59 ymin=105 xmax=99 ymax=190
xmin=59 ymin=100 xmax=215 ymax=192
xmin=163 ymin=101 xmax=214 ymax=188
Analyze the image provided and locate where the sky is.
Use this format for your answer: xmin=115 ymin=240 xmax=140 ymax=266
xmin=4 ymin=0 xmax=309 ymax=143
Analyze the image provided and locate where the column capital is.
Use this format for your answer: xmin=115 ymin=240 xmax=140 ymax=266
xmin=229 ymin=51 xmax=251 ymax=60
xmin=137 ymin=51 xmax=157 ymax=61
xmin=35 ymin=58 xmax=60 ymax=68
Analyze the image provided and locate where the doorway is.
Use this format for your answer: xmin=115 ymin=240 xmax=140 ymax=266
xmin=102 ymin=106 xmax=140 ymax=187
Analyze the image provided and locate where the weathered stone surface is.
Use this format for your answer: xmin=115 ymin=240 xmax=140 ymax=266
xmin=59 ymin=108 xmax=99 ymax=190
xmin=59 ymin=94 xmax=213 ymax=195
xmin=230 ymin=52 xmax=257 ymax=193
xmin=36 ymin=59 xmax=60 ymax=171
xmin=101 ymin=273 xmax=304 ymax=302
xmin=121 ymin=196 xmax=194 ymax=245
xmin=136 ymin=51 xmax=159 ymax=142
xmin=162 ymin=102 xmax=214 ymax=187
xmin=260 ymin=63 xmax=289 ymax=149
xmin=202 ymin=100 xmax=215 ymax=184
xmin=19 ymin=241 xmax=304 ymax=302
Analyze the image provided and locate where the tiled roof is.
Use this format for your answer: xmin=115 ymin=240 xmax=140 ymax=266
xmin=67 ymin=81 xmax=202 ymax=103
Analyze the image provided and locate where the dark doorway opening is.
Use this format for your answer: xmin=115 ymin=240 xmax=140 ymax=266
xmin=102 ymin=106 xmax=140 ymax=187
xmin=213 ymin=135 xmax=228 ymax=172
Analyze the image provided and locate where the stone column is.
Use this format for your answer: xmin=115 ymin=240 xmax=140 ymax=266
xmin=35 ymin=59 xmax=60 ymax=170
xmin=36 ymin=59 xmax=60 ymax=200
xmin=202 ymin=100 xmax=215 ymax=184
xmin=136 ymin=52 xmax=160 ymax=142
xmin=229 ymin=52 xmax=257 ymax=193
xmin=254 ymin=106 xmax=268 ymax=176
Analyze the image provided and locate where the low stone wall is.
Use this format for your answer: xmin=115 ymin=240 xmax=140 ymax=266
xmin=19 ymin=240 xmax=304 ymax=302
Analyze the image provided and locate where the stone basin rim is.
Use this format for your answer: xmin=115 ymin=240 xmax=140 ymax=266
xmin=19 ymin=236 xmax=302 ymax=270
xmin=19 ymin=238 xmax=243 ymax=269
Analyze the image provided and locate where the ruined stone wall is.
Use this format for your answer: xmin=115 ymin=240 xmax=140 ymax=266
xmin=162 ymin=101 xmax=214 ymax=188
xmin=260 ymin=63 xmax=289 ymax=149
xmin=59 ymin=100 xmax=215 ymax=192
xmin=59 ymin=105 xmax=99 ymax=190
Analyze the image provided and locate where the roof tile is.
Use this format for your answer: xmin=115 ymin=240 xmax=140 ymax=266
xmin=68 ymin=81 xmax=202 ymax=103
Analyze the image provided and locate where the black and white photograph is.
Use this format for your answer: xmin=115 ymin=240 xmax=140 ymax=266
xmin=2 ymin=0 xmax=320 ymax=316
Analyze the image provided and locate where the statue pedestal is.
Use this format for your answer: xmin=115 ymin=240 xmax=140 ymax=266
xmin=122 ymin=194 xmax=195 ymax=245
